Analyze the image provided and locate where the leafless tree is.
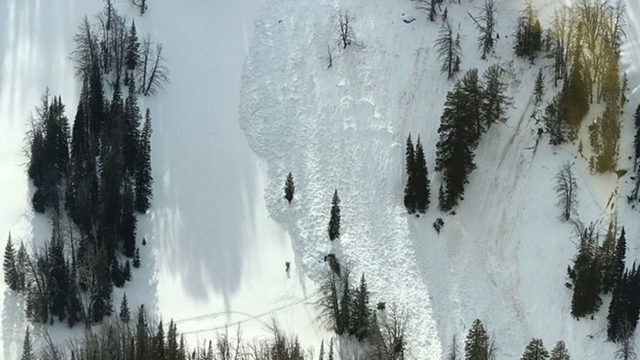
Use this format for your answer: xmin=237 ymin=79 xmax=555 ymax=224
xmin=339 ymin=12 xmax=355 ymax=49
xmin=555 ymin=162 xmax=578 ymax=221
xmin=138 ymin=37 xmax=168 ymax=96
xmin=435 ymin=21 xmax=461 ymax=80
xmin=367 ymin=304 xmax=406 ymax=360
xmin=130 ymin=0 xmax=148 ymax=15
xmin=469 ymin=0 xmax=496 ymax=59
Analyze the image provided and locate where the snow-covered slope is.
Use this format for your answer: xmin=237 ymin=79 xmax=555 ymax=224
xmin=0 ymin=0 xmax=325 ymax=358
xmin=240 ymin=0 xmax=640 ymax=358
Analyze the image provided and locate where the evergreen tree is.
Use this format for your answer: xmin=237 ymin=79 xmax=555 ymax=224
xmin=328 ymin=338 xmax=334 ymax=360
xmin=123 ymin=79 xmax=141 ymax=178
xmin=3 ymin=233 xmax=19 ymax=291
xmin=404 ymin=135 xmax=417 ymax=214
xmin=571 ymin=224 xmax=602 ymax=318
xmin=514 ymin=1 xmax=542 ymax=61
xmin=601 ymin=217 xmax=619 ymax=293
xmin=328 ymin=190 xmax=341 ymax=241
xmin=121 ymin=184 xmax=137 ymax=258
xmin=136 ymin=306 xmax=149 ymax=360
xmin=318 ymin=340 xmax=324 ymax=360
xmin=482 ymin=64 xmax=511 ymax=128
xmin=350 ymin=273 xmax=371 ymax=341
xmin=549 ymin=341 xmax=570 ymax=360
xmin=436 ymin=22 xmax=462 ymax=80
xmin=91 ymin=248 xmax=113 ymax=322
xmin=284 ymin=172 xmax=295 ymax=204
xmin=120 ymin=293 xmax=131 ymax=323
xmin=166 ymin=320 xmax=179 ymax=360
xmin=16 ymin=241 xmax=28 ymax=291
xmin=415 ymin=138 xmax=431 ymax=213
xmin=464 ymin=319 xmax=489 ymax=360
xmin=48 ymin=231 xmax=70 ymax=321
xmin=560 ymin=25 xmax=588 ymax=140
xmin=133 ymin=247 xmax=141 ymax=268
xmin=125 ymin=21 xmax=140 ymax=72
xmin=544 ymin=96 xmax=566 ymax=145
xmin=154 ymin=319 xmax=166 ymax=360
xmin=338 ymin=269 xmax=351 ymax=335
xmin=634 ymin=104 xmax=640 ymax=171
xmin=135 ymin=109 xmax=153 ymax=213
xmin=521 ymin=338 xmax=549 ymax=360
xmin=534 ymin=68 xmax=544 ymax=105
xmin=20 ymin=327 xmax=34 ymax=360
xmin=436 ymin=70 xmax=482 ymax=211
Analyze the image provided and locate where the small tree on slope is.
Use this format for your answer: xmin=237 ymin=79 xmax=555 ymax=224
xmin=404 ymin=135 xmax=417 ymax=214
xmin=328 ymin=190 xmax=341 ymax=241
xmin=464 ymin=319 xmax=489 ymax=360
xmin=3 ymin=233 xmax=19 ymax=291
xmin=554 ymin=162 xmax=577 ymax=222
xmin=284 ymin=172 xmax=295 ymax=204
xmin=549 ymin=341 xmax=570 ymax=360
xmin=415 ymin=137 xmax=431 ymax=213
xmin=435 ymin=21 xmax=462 ymax=80
xmin=521 ymin=338 xmax=549 ymax=360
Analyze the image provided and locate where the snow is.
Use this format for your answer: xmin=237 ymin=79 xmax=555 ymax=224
xmin=2 ymin=0 xmax=640 ymax=359
xmin=240 ymin=0 xmax=640 ymax=358
xmin=0 ymin=0 xmax=325 ymax=358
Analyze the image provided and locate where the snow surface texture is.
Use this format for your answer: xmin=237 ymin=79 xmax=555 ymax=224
xmin=0 ymin=0 xmax=325 ymax=358
xmin=241 ymin=0 xmax=640 ymax=358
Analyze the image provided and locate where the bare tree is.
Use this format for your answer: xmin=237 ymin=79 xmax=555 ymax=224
xmin=339 ymin=12 xmax=355 ymax=49
xmin=435 ymin=21 xmax=462 ymax=80
xmin=469 ymin=0 xmax=496 ymax=59
xmin=367 ymin=304 xmax=406 ymax=360
xmin=138 ymin=37 xmax=168 ymax=96
xmin=416 ymin=0 xmax=440 ymax=22
xmin=130 ymin=0 xmax=148 ymax=15
xmin=447 ymin=335 xmax=459 ymax=360
xmin=555 ymin=162 xmax=578 ymax=221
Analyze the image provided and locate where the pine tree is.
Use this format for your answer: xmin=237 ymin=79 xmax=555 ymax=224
xmin=436 ymin=22 xmax=462 ymax=80
xmin=338 ymin=269 xmax=351 ymax=335
xmin=123 ymin=78 xmax=141 ymax=178
xmin=133 ymin=247 xmax=141 ymax=268
xmin=154 ymin=319 xmax=166 ymax=360
xmin=121 ymin=184 xmax=137 ymax=258
xmin=328 ymin=338 xmax=334 ymax=360
xmin=560 ymin=25 xmax=588 ymax=140
xmin=120 ymin=293 xmax=131 ymax=323
xmin=284 ymin=172 xmax=295 ymax=204
xmin=328 ymin=190 xmax=340 ymax=241
xmin=544 ymin=96 xmax=566 ymax=145
xmin=482 ymin=64 xmax=511 ymax=128
xmin=415 ymin=138 xmax=431 ymax=213
xmin=534 ymin=68 xmax=544 ymax=105
xmin=521 ymin=338 xmax=549 ymax=360
xmin=125 ymin=21 xmax=140 ymax=72
xmin=514 ymin=1 xmax=542 ymax=61
xmin=350 ymin=273 xmax=371 ymax=341
xmin=3 ymin=233 xmax=19 ymax=291
xmin=404 ymin=135 xmax=417 ymax=214
xmin=549 ymin=341 xmax=570 ymax=360
xmin=601 ymin=217 xmax=619 ymax=293
xmin=634 ymin=104 xmax=640 ymax=171
xmin=48 ymin=231 xmax=70 ymax=321
xmin=436 ymin=70 xmax=482 ymax=211
xmin=16 ymin=241 xmax=28 ymax=291
xmin=167 ymin=320 xmax=179 ymax=360
xmin=318 ymin=340 xmax=325 ymax=360
xmin=464 ymin=319 xmax=489 ymax=360
xmin=136 ymin=305 xmax=149 ymax=360
xmin=571 ymin=224 xmax=602 ymax=318
xmin=20 ymin=327 xmax=34 ymax=360
xmin=91 ymin=248 xmax=113 ymax=323
xmin=135 ymin=109 xmax=153 ymax=213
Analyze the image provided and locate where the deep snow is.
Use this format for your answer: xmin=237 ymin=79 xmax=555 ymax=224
xmin=240 ymin=0 xmax=640 ymax=358
xmin=0 ymin=0 xmax=324 ymax=358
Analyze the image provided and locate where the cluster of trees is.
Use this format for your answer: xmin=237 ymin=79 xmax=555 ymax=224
xmin=404 ymin=135 xmax=430 ymax=214
xmin=451 ymin=319 xmax=571 ymax=360
xmin=545 ymin=0 xmax=625 ymax=173
xmin=435 ymin=66 xmax=510 ymax=211
xmin=513 ymin=1 xmax=543 ymax=62
xmin=317 ymin=267 xmax=407 ymax=360
xmin=5 ymin=2 xmax=160 ymax=328
xmin=566 ymin=219 xmax=640 ymax=343
xmin=21 ymin=303 xmax=310 ymax=360
xmin=73 ymin=2 xmax=167 ymax=96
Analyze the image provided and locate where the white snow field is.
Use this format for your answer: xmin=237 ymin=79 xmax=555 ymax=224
xmin=241 ymin=0 xmax=640 ymax=358
xmin=0 ymin=0 xmax=325 ymax=358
